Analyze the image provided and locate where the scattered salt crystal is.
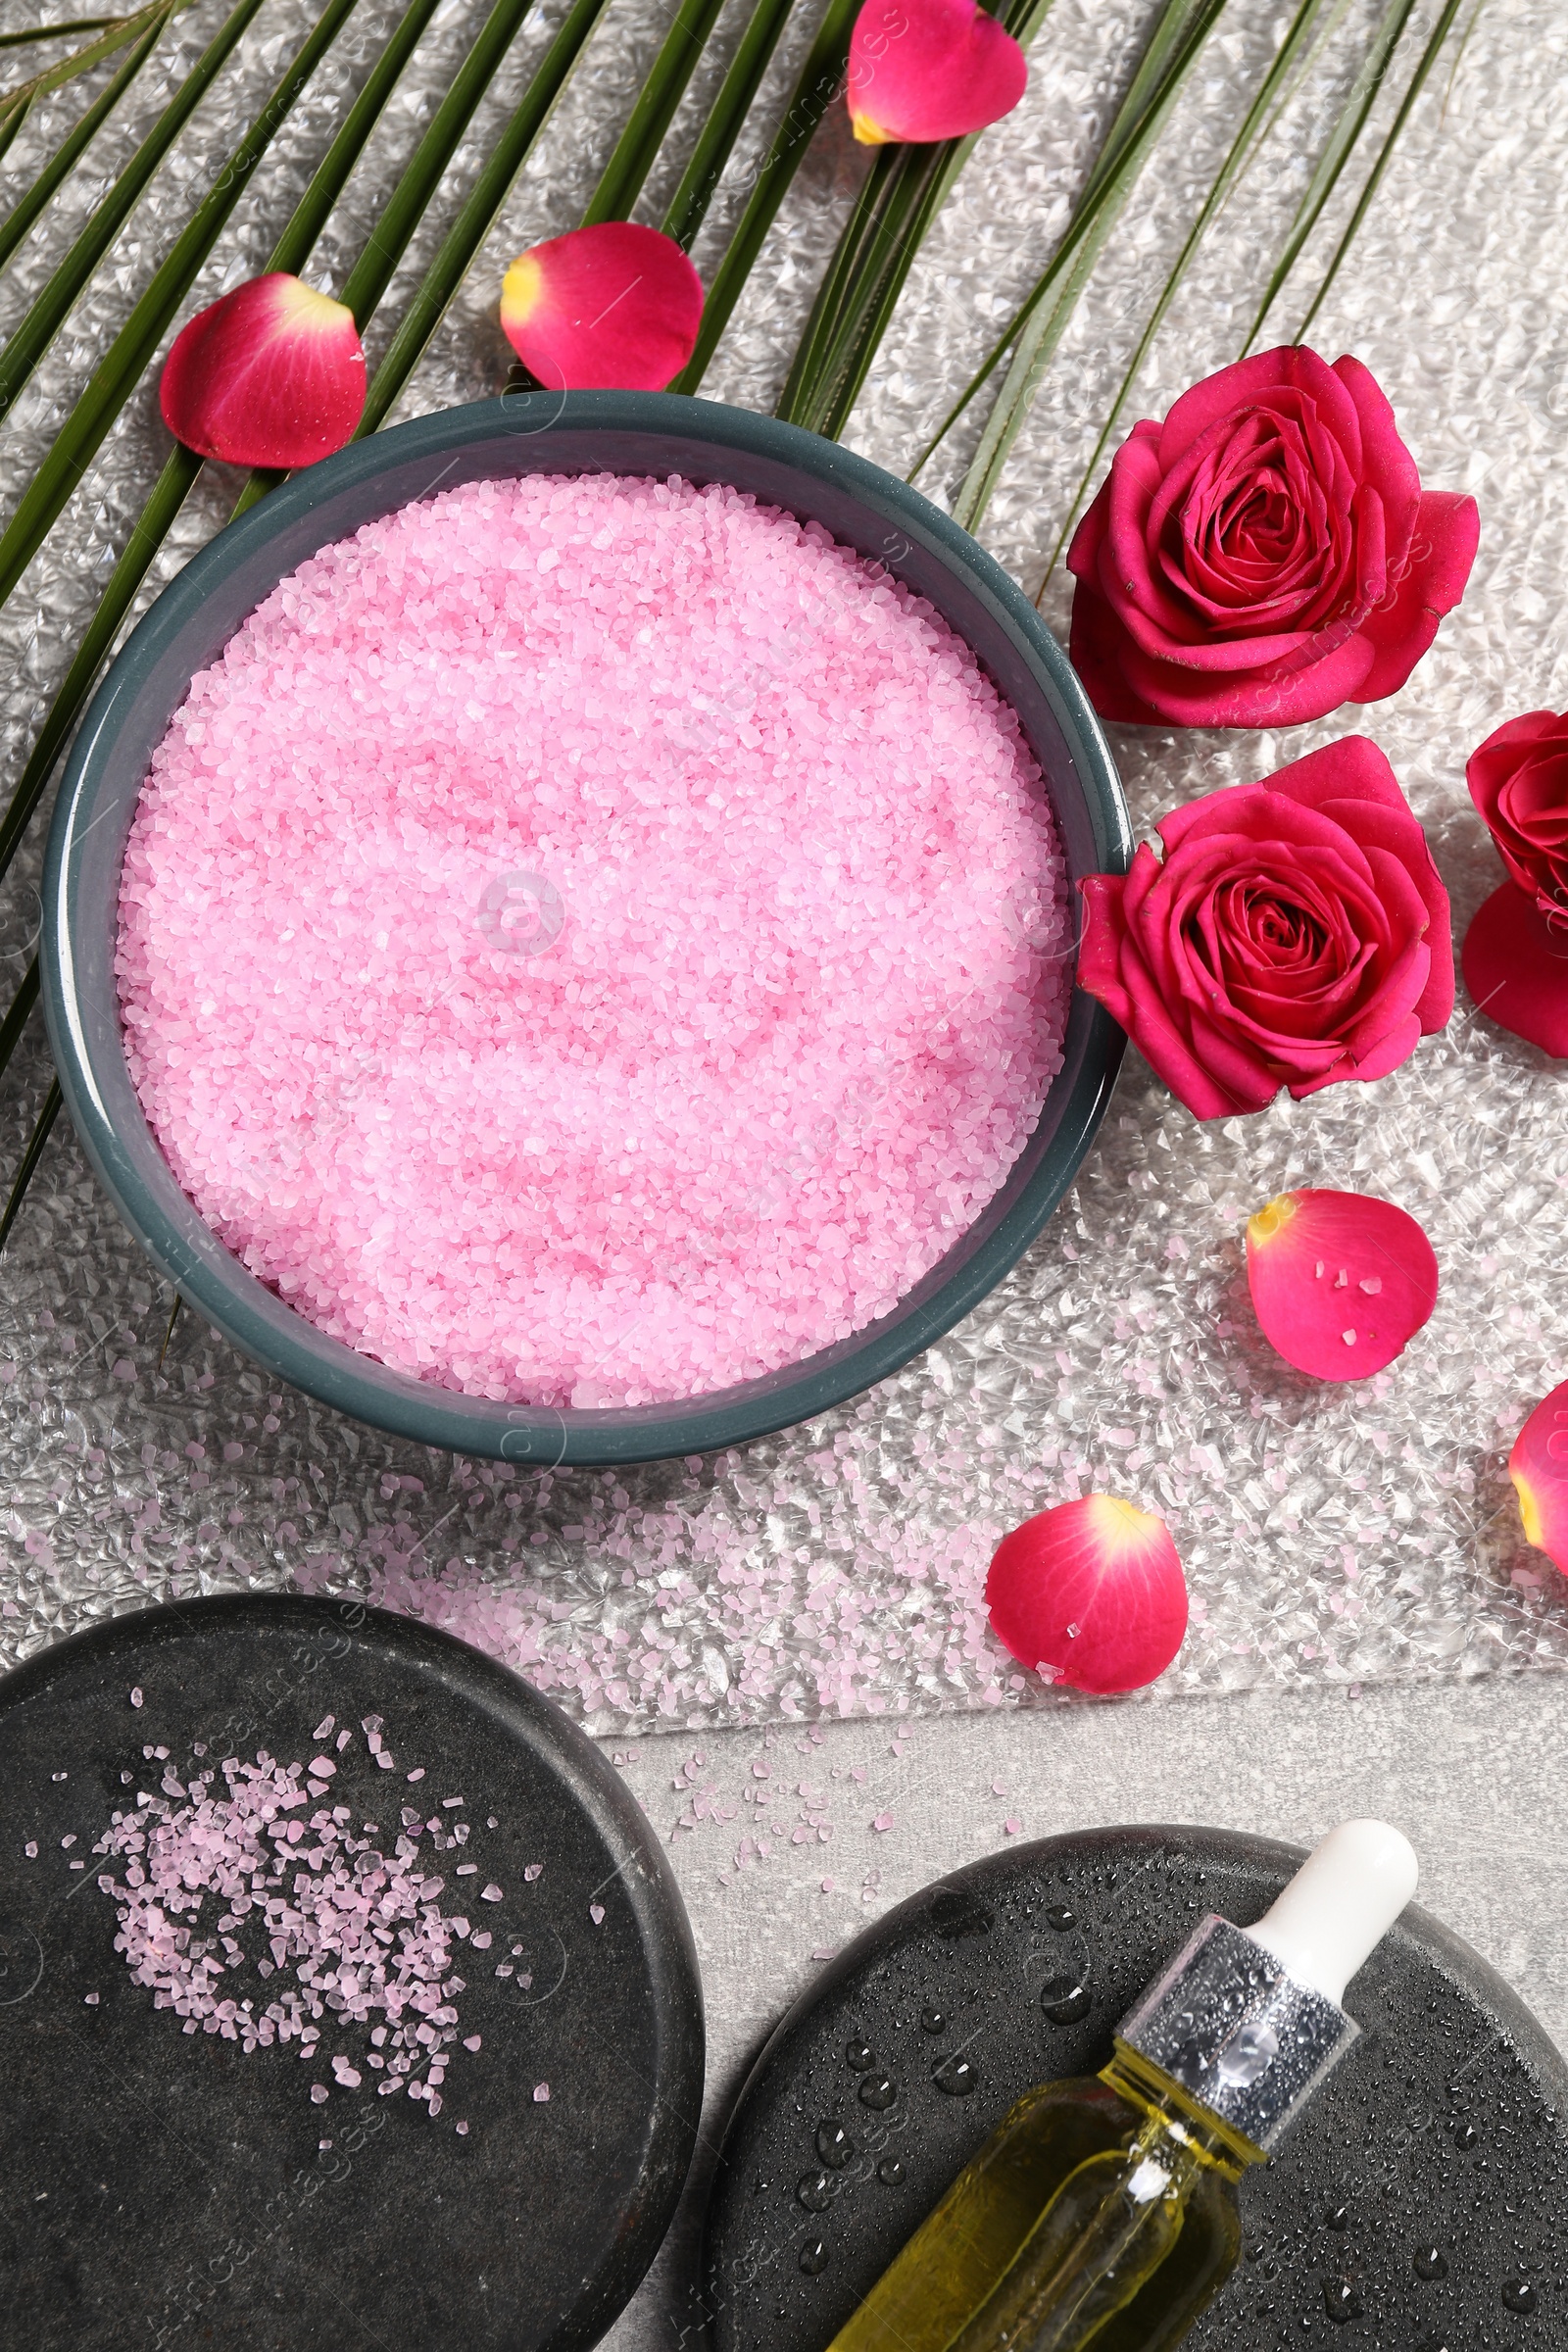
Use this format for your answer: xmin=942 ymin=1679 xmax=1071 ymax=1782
xmin=311 ymin=2084 xmax=329 ymax=2104
xmin=129 ymin=1689 xmax=143 ymax=1709
xmin=116 ymin=475 xmax=1069 ymax=1407
xmin=89 ymin=1727 xmax=509 ymax=2113
xmin=456 ymin=2121 xmax=469 ymax=2135
xmin=407 ymin=1768 xmax=424 ymax=1783
xmin=24 ymin=1842 xmax=36 ymax=1858
xmin=523 ymin=1863 xmax=542 ymax=1883
xmin=83 ymin=1991 xmax=100 ymax=2005
xmin=1004 ymin=1818 xmax=1022 ymax=1835
xmin=469 ymin=1932 xmax=491 ymax=1949
xmin=871 ymin=1813 xmax=895 ymax=1833
xmin=464 ymin=2034 xmax=481 ymax=2051
xmin=313 ymin=1716 xmax=334 ymax=1741
xmin=480 ymin=1884 xmax=502 ymax=1903
xmin=533 ymin=2082 xmax=550 ymax=2103
xmin=589 ymin=1904 xmax=605 ymax=1926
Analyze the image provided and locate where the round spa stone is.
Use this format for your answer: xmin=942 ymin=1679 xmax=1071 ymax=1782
xmin=0 ymin=1595 xmax=703 ymax=2352
xmin=700 ymin=1827 xmax=1568 ymax=2352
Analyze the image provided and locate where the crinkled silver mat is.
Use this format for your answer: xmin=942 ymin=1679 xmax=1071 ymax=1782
xmin=2 ymin=0 xmax=1563 ymax=1732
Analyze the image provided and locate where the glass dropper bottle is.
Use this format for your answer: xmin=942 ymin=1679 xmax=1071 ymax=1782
xmin=825 ymin=1819 xmax=1419 ymax=2352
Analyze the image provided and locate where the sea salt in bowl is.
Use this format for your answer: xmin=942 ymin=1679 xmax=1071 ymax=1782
xmin=42 ymin=394 xmax=1129 ymax=1466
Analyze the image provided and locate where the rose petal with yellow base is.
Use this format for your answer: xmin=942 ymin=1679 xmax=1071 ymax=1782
xmin=160 ymin=272 xmax=366 ymax=470
xmin=985 ymin=1494 xmax=1187 ymax=1695
xmin=1245 ymin=1188 xmax=1438 ymax=1381
xmin=1509 ymin=1381 xmax=1568 ymax=1575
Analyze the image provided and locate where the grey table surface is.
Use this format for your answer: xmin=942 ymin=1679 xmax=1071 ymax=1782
xmin=602 ymin=1669 xmax=1568 ymax=2352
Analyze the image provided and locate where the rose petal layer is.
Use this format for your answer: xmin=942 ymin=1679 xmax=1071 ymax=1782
xmin=1462 ymin=880 xmax=1568 ymax=1058
xmin=847 ymin=0 xmax=1026 ymax=142
xmin=985 ymin=1494 xmax=1187 ymax=1694
xmin=1510 ymin=1379 xmax=1568 ymax=1574
xmin=160 ymin=273 xmax=366 ymax=469
xmin=501 ymin=223 xmax=703 ymax=391
xmin=1245 ymin=1187 xmax=1438 ymax=1380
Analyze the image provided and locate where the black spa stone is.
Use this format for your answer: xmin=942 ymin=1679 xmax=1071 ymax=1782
xmin=697 ymin=1827 xmax=1568 ymax=2352
xmin=0 ymin=1595 xmax=703 ymax=2352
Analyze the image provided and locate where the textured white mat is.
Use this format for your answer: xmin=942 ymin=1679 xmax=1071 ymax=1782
xmin=1 ymin=0 xmax=1564 ymax=1730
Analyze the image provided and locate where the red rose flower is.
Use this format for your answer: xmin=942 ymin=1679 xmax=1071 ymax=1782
xmin=1461 ymin=710 xmax=1568 ymax=1058
xmin=1078 ymin=736 xmax=1453 ymax=1120
xmin=1065 ymin=347 xmax=1479 ymax=729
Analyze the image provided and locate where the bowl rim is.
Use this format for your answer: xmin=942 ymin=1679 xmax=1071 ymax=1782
xmin=41 ymin=390 xmax=1130 ymax=1466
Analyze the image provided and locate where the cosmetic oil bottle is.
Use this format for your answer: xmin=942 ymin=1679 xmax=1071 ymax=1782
xmin=827 ymin=1819 xmax=1418 ymax=2352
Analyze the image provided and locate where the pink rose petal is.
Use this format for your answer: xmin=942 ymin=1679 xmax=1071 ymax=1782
xmin=501 ymin=222 xmax=702 ymax=391
xmin=846 ymin=0 xmax=1026 ymax=144
xmin=160 ymin=272 xmax=366 ymax=469
xmin=1246 ymin=1189 xmax=1438 ymax=1381
xmin=1509 ymin=1380 xmax=1568 ymax=1574
xmin=985 ymin=1495 xmax=1188 ymax=1694
xmin=1462 ymin=880 xmax=1568 ymax=1058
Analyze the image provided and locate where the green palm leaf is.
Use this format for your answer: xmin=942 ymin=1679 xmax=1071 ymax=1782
xmin=1293 ymin=0 xmax=1466 ymax=342
xmin=0 ymin=4 xmax=175 ymax=279
xmin=661 ymin=0 xmax=797 ymax=251
xmin=0 ymin=17 xmax=126 ymax=53
xmin=1239 ymin=0 xmax=1417 ymax=354
xmin=671 ymin=0 xmax=862 ymax=395
xmin=0 ymin=0 xmax=256 ymax=419
xmin=933 ymin=0 xmax=1228 ymax=529
xmin=584 ymin=0 xmax=730 ymax=225
xmin=1037 ymin=0 xmax=1328 ymax=589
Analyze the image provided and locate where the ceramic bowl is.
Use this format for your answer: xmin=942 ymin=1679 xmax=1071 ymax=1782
xmin=42 ymin=391 xmax=1129 ymax=1466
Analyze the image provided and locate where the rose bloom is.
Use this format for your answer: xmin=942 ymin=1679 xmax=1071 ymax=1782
xmin=1066 ymin=347 xmax=1479 ymax=729
xmin=1079 ymin=737 xmax=1453 ymax=1119
xmin=1461 ymin=710 xmax=1568 ymax=1058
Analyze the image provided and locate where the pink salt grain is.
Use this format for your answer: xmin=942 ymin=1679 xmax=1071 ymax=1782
xmin=116 ymin=474 xmax=1070 ymax=1404
xmin=534 ymin=2082 xmax=550 ymax=2103
xmin=91 ymin=1735 xmax=503 ymax=2118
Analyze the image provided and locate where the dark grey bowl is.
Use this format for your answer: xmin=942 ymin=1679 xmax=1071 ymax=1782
xmin=41 ymin=392 xmax=1129 ymax=1467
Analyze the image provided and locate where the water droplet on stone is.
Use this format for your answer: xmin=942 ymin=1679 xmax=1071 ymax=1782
xmin=920 ymin=2006 xmax=947 ymax=2034
xmin=858 ymin=2072 xmax=897 ymax=2111
xmin=1042 ymin=1972 xmax=1091 ymax=2025
xmin=798 ymin=2170 xmax=833 ymax=2212
xmin=1323 ymin=2279 xmax=1359 ymax=2324
xmin=816 ymin=2118 xmax=854 ymax=2170
xmin=845 ymin=2039 xmax=874 ymax=2072
xmin=934 ymin=2054 xmax=975 ymax=2096
xmin=1412 ymin=2246 xmax=1447 ymax=2281
xmin=1500 ymin=2280 xmax=1537 ymax=2315
xmin=1324 ymin=2206 xmax=1349 ymax=2231
xmin=877 ymin=2156 xmax=906 ymax=2185
xmin=799 ymin=2239 xmax=828 ymax=2277
xmin=1045 ymin=1904 xmax=1076 ymax=1932
xmin=1452 ymin=2119 xmax=1478 ymax=2150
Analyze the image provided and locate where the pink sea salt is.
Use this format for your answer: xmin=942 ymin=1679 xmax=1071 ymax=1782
xmin=90 ymin=1734 xmax=497 ymax=2117
xmin=117 ymin=473 xmax=1069 ymax=1404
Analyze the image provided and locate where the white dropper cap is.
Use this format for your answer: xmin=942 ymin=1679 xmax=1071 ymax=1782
xmin=1244 ymin=1819 xmax=1419 ymax=2006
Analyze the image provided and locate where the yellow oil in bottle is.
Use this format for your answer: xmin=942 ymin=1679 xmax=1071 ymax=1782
xmin=824 ymin=2042 xmax=1260 ymax=2352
